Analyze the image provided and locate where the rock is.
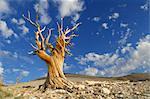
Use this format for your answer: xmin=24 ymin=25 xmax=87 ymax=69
xmin=53 ymin=89 xmax=68 ymax=94
xmin=106 ymin=97 xmax=112 ymax=99
xmin=74 ymin=84 xmax=85 ymax=90
xmin=93 ymin=91 xmax=99 ymax=95
xmin=97 ymin=95 xmax=103 ymax=99
xmin=16 ymin=93 xmax=22 ymax=97
xmin=135 ymin=91 xmax=141 ymax=95
xmin=28 ymin=96 xmax=37 ymax=99
xmin=102 ymin=87 xmax=110 ymax=95
xmin=23 ymin=92 xmax=30 ymax=96
xmin=79 ymin=95 xmax=86 ymax=99
xmin=4 ymin=78 xmax=150 ymax=99
xmin=118 ymin=94 xmax=124 ymax=98
xmin=85 ymin=80 xmax=100 ymax=85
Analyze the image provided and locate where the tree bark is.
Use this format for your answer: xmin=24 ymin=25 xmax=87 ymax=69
xmin=23 ymin=13 xmax=80 ymax=91
xmin=38 ymin=38 xmax=73 ymax=91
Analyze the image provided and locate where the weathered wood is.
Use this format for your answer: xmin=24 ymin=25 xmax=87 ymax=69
xmin=23 ymin=13 xmax=80 ymax=91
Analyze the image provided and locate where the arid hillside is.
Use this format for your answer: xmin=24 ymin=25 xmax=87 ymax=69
xmin=0 ymin=73 xmax=150 ymax=99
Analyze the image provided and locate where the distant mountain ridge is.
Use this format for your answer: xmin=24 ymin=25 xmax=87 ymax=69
xmin=114 ymin=73 xmax=150 ymax=82
xmin=35 ymin=73 xmax=150 ymax=82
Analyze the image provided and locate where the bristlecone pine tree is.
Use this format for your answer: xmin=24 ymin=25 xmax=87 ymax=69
xmin=23 ymin=12 xmax=81 ymax=91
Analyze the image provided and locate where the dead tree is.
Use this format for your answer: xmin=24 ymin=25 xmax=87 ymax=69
xmin=23 ymin=12 xmax=80 ymax=91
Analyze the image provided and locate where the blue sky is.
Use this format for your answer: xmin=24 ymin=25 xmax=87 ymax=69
xmin=0 ymin=0 xmax=149 ymax=84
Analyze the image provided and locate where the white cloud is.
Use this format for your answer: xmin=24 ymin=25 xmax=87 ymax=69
xmin=12 ymin=68 xmax=20 ymax=72
xmin=11 ymin=18 xmax=25 ymax=25
xmin=72 ymin=14 xmax=80 ymax=22
xmin=102 ymin=23 xmax=109 ymax=29
xmin=0 ymin=50 xmax=18 ymax=58
xmin=118 ymin=28 xmax=133 ymax=45
xmin=120 ymin=23 xmax=128 ymax=28
xmin=21 ymin=70 xmax=29 ymax=77
xmin=19 ymin=25 xmax=29 ymax=35
xmin=0 ymin=50 xmax=34 ymax=64
xmin=92 ymin=17 xmax=101 ymax=22
xmin=0 ymin=0 xmax=10 ymax=14
xmin=0 ymin=50 xmax=11 ymax=57
xmin=80 ymin=67 xmax=98 ymax=76
xmin=121 ymin=43 xmax=133 ymax=54
xmin=63 ymin=63 xmax=71 ymax=71
xmin=34 ymin=0 xmax=51 ymax=25
xmin=11 ymin=18 xmax=17 ymax=24
xmin=6 ymin=80 xmax=14 ymax=84
xmin=5 ymin=40 xmax=11 ymax=44
xmin=53 ymin=0 xmax=84 ymax=22
xmin=76 ymin=35 xmax=150 ymax=77
xmin=109 ymin=12 xmax=119 ymax=20
xmin=0 ymin=20 xmax=17 ymax=38
xmin=96 ymin=32 xmax=100 ymax=35
xmin=11 ymin=18 xmax=29 ymax=35
xmin=0 ymin=62 xmax=4 ymax=80
xmin=12 ymin=68 xmax=29 ymax=77
xmin=110 ymin=35 xmax=150 ymax=76
xmin=140 ymin=1 xmax=149 ymax=11
xmin=76 ymin=52 xmax=118 ymax=67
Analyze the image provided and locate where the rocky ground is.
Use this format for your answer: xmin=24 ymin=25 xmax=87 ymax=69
xmin=0 ymin=74 xmax=150 ymax=99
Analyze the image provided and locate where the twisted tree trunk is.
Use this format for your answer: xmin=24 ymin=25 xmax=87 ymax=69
xmin=38 ymin=39 xmax=73 ymax=91
xmin=23 ymin=13 xmax=80 ymax=91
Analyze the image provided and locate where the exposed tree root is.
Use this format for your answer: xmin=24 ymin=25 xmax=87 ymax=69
xmin=38 ymin=77 xmax=74 ymax=92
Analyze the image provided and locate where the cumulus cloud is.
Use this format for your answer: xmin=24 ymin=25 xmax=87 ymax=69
xmin=53 ymin=0 xmax=84 ymax=22
xmin=0 ymin=20 xmax=17 ymax=38
xmin=0 ymin=0 xmax=10 ymax=15
xmin=109 ymin=12 xmax=119 ymax=20
xmin=0 ymin=50 xmax=11 ymax=57
xmin=0 ymin=50 xmax=33 ymax=64
xmin=80 ymin=67 xmax=98 ymax=76
xmin=140 ymin=1 xmax=149 ymax=11
xmin=19 ymin=25 xmax=29 ymax=35
xmin=21 ymin=70 xmax=30 ymax=77
xmin=121 ymin=43 xmax=134 ymax=54
xmin=76 ymin=35 xmax=150 ymax=77
xmin=11 ymin=18 xmax=29 ymax=35
xmin=107 ymin=35 xmax=150 ymax=76
xmin=0 ymin=50 xmax=18 ymax=58
xmin=5 ymin=40 xmax=11 ymax=44
xmin=34 ymin=0 xmax=51 ymax=25
xmin=11 ymin=68 xmax=29 ymax=77
xmin=102 ymin=23 xmax=109 ymax=29
xmin=92 ymin=17 xmax=101 ymax=22
xmin=12 ymin=68 xmax=20 ymax=72
xmin=118 ymin=28 xmax=133 ymax=45
xmin=11 ymin=18 xmax=25 ymax=25
xmin=120 ymin=23 xmax=128 ymax=28
xmin=75 ymin=52 xmax=118 ymax=67
xmin=63 ymin=63 xmax=71 ymax=71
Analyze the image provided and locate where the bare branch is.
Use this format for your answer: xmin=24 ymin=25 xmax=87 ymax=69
xmin=30 ymin=43 xmax=38 ymax=50
xmin=37 ymin=27 xmax=46 ymax=50
xmin=65 ymin=48 xmax=72 ymax=56
xmin=28 ymin=51 xmax=35 ymax=55
xmin=56 ymin=40 xmax=64 ymax=48
xmin=22 ymin=11 xmax=38 ymax=27
xmin=61 ymin=18 xmax=63 ymax=31
xmin=65 ymin=22 xmax=81 ymax=35
xmin=46 ymin=28 xmax=53 ymax=45
xmin=57 ymin=22 xmax=62 ymax=36
xmin=40 ymin=26 xmax=46 ymax=33
xmin=28 ymin=11 xmax=31 ymax=20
